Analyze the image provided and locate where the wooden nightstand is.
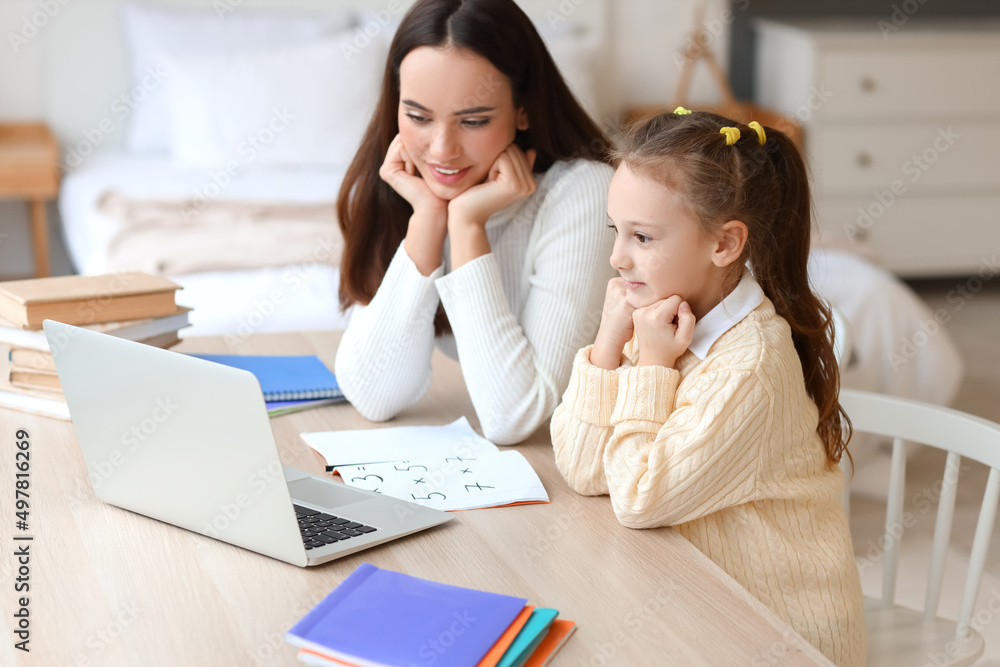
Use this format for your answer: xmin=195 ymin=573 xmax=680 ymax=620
xmin=0 ymin=123 xmax=60 ymax=277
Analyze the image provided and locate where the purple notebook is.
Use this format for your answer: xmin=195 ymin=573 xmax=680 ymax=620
xmin=286 ymin=563 xmax=527 ymax=667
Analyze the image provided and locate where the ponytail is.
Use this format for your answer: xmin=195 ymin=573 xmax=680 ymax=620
xmin=752 ymin=130 xmax=851 ymax=466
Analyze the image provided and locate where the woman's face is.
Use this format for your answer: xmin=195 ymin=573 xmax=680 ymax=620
xmin=397 ymin=45 xmax=529 ymax=201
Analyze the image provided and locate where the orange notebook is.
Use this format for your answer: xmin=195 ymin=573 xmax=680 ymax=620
xmin=523 ymin=620 xmax=576 ymax=667
xmin=477 ymin=606 xmax=534 ymax=667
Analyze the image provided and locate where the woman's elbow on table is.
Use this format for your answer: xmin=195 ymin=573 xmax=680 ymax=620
xmin=480 ymin=419 xmax=534 ymax=447
xmin=336 ymin=371 xmax=428 ymax=424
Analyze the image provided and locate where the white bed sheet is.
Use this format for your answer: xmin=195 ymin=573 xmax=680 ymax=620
xmin=59 ymin=152 xmax=352 ymax=337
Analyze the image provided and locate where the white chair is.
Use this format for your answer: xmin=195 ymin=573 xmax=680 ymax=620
xmin=839 ymin=389 xmax=1000 ymax=667
xmin=831 ymin=304 xmax=856 ymax=518
xmin=830 ymin=305 xmax=853 ymax=372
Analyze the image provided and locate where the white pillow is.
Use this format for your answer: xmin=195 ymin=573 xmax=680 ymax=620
xmin=160 ymin=35 xmax=386 ymax=169
xmin=120 ymin=3 xmax=356 ymax=154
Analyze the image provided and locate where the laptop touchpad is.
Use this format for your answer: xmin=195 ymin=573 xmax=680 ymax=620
xmin=288 ymin=477 xmax=370 ymax=510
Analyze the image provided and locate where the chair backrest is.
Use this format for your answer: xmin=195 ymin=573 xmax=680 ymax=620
xmin=839 ymin=389 xmax=1000 ymax=638
xmin=830 ymin=305 xmax=852 ymax=371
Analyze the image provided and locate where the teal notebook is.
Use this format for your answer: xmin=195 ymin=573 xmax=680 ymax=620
xmin=187 ymin=354 xmax=343 ymax=401
xmin=286 ymin=563 xmax=527 ymax=667
xmin=497 ymin=608 xmax=559 ymax=667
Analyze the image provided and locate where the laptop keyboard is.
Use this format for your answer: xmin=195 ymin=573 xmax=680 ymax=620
xmin=294 ymin=504 xmax=378 ymax=551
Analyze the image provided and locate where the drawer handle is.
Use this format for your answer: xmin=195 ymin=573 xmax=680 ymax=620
xmin=856 ymin=152 xmax=873 ymax=168
xmin=859 ymin=77 xmax=877 ymax=93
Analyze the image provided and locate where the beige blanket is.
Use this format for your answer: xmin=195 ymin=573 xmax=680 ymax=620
xmin=96 ymin=191 xmax=344 ymax=275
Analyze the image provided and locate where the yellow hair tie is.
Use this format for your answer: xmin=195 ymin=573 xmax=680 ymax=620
xmin=673 ymin=106 xmax=692 ymax=115
xmin=747 ymin=121 xmax=766 ymax=145
xmin=719 ymin=126 xmax=741 ymax=146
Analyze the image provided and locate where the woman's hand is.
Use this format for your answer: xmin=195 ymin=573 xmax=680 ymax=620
xmin=379 ymin=134 xmax=448 ymax=218
xmin=380 ymin=134 xmax=449 ymax=276
xmin=633 ymin=296 xmax=696 ymax=369
xmin=589 ymin=278 xmax=637 ymax=370
xmin=447 ymin=144 xmax=537 ymax=227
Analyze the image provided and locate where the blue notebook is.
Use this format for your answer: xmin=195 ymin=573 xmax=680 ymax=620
xmin=187 ymin=354 xmax=342 ymax=401
xmin=286 ymin=563 xmax=528 ymax=667
xmin=497 ymin=608 xmax=558 ymax=667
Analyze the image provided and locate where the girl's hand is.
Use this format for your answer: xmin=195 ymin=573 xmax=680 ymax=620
xmin=447 ymin=145 xmax=537 ymax=227
xmin=590 ymin=278 xmax=637 ymax=370
xmin=379 ymin=134 xmax=448 ymax=220
xmin=633 ymin=296 xmax=696 ymax=368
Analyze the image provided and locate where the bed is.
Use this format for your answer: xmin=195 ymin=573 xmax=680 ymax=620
xmin=52 ymin=2 xmax=964 ymax=474
xmin=60 ymin=151 xmax=351 ymax=338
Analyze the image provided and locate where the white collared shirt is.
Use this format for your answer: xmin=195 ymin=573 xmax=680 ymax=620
xmin=688 ymin=269 xmax=766 ymax=360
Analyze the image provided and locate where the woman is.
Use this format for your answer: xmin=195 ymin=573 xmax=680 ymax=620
xmin=334 ymin=0 xmax=615 ymax=444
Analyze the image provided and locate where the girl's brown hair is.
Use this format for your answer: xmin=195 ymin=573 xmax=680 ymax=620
xmin=614 ymin=111 xmax=851 ymax=467
xmin=337 ymin=0 xmax=612 ymax=336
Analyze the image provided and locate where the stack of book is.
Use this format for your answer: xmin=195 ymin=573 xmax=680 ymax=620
xmin=286 ymin=563 xmax=576 ymax=667
xmin=0 ymin=272 xmax=191 ymax=419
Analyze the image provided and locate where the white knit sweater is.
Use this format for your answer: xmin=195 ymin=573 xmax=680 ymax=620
xmin=335 ymin=158 xmax=616 ymax=444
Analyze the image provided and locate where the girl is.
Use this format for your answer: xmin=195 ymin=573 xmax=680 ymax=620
xmin=551 ymin=110 xmax=867 ymax=665
xmin=335 ymin=0 xmax=615 ymax=444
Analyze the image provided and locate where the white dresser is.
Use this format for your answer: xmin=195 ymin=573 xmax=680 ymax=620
xmin=755 ymin=18 xmax=1000 ymax=277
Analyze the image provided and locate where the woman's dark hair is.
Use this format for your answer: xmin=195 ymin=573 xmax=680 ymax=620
xmin=613 ymin=111 xmax=851 ymax=467
xmin=337 ymin=0 xmax=612 ymax=336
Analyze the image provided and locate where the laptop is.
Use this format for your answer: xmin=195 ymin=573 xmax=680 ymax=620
xmin=43 ymin=319 xmax=453 ymax=567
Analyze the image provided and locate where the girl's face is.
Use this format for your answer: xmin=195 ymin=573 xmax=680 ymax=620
xmin=397 ymin=46 xmax=529 ymax=201
xmin=607 ymin=164 xmax=722 ymax=317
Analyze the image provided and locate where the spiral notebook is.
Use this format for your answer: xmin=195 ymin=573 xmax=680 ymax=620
xmin=187 ymin=354 xmax=342 ymax=401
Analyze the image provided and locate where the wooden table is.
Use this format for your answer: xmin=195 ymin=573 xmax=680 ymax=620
xmin=0 ymin=331 xmax=833 ymax=666
xmin=0 ymin=124 xmax=60 ymax=278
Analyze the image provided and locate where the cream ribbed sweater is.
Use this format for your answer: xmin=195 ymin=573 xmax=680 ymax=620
xmin=551 ymin=298 xmax=867 ymax=666
xmin=335 ymin=159 xmax=616 ymax=444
